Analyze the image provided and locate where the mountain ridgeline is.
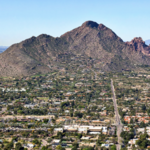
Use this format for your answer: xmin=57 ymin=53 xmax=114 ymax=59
xmin=0 ymin=21 xmax=150 ymax=77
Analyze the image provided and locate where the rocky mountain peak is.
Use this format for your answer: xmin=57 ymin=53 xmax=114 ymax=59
xmin=127 ymin=37 xmax=145 ymax=45
xmin=37 ymin=34 xmax=51 ymax=39
xmin=126 ymin=37 xmax=150 ymax=56
xmin=82 ymin=21 xmax=108 ymax=31
xmin=82 ymin=21 xmax=99 ymax=28
xmin=126 ymin=37 xmax=146 ymax=48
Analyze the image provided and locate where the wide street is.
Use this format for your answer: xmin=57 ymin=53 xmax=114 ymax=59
xmin=111 ymin=79 xmax=123 ymax=150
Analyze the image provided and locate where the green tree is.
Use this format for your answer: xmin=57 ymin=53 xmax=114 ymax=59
xmin=47 ymin=138 xmax=52 ymax=143
xmin=72 ymin=148 xmax=77 ymax=150
xmin=77 ymin=133 xmax=82 ymax=139
xmin=110 ymin=145 xmax=116 ymax=150
xmin=142 ymin=104 xmax=146 ymax=112
xmin=71 ymin=101 xmax=75 ymax=107
xmin=56 ymin=145 xmax=65 ymax=150
xmin=70 ymin=111 xmax=73 ymax=117
xmin=5 ymin=141 xmax=14 ymax=149
xmin=82 ymin=147 xmax=94 ymax=150
xmin=72 ymin=142 xmax=79 ymax=149
xmin=74 ymin=112 xmax=83 ymax=118
xmin=15 ymin=142 xmax=23 ymax=150
xmin=32 ymin=139 xmax=40 ymax=144
xmin=41 ymin=146 xmax=50 ymax=150
xmin=57 ymin=132 xmax=63 ymax=139
xmin=43 ymin=119 xmax=49 ymax=123
xmin=136 ymin=133 xmax=149 ymax=148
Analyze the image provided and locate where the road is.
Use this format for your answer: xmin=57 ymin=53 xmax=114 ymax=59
xmin=111 ymin=79 xmax=123 ymax=150
xmin=0 ymin=115 xmax=54 ymax=119
xmin=2 ymin=127 xmax=50 ymax=132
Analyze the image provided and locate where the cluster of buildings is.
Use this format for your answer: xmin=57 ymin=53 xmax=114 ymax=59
xmin=124 ymin=113 xmax=150 ymax=124
xmin=54 ymin=125 xmax=109 ymax=135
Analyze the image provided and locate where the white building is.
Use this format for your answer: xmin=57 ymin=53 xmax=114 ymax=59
xmin=54 ymin=128 xmax=63 ymax=133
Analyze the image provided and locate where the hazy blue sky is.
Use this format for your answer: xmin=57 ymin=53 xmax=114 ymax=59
xmin=1 ymin=0 xmax=150 ymax=46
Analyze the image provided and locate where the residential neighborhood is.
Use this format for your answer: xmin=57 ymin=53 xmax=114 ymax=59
xmin=0 ymin=70 xmax=150 ymax=149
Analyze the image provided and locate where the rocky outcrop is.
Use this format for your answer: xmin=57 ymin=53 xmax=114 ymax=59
xmin=126 ymin=37 xmax=150 ymax=56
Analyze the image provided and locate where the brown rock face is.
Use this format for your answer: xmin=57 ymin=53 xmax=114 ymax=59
xmin=0 ymin=20 xmax=150 ymax=77
xmin=126 ymin=37 xmax=150 ymax=56
xmin=61 ymin=20 xmax=123 ymax=58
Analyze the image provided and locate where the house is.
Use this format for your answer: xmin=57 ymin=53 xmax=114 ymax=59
xmin=70 ymin=78 xmax=74 ymax=81
xmin=100 ymin=110 xmax=107 ymax=116
xmin=66 ymin=127 xmax=78 ymax=132
xmin=53 ymin=102 xmax=61 ymax=105
xmin=88 ymin=126 xmax=102 ymax=132
xmin=65 ymin=148 xmax=72 ymax=150
xmin=24 ymin=104 xmax=35 ymax=108
xmin=102 ymin=127 xmax=107 ymax=134
xmin=26 ymin=144 xmax=34 ymax=148
xmin=144 ymin=120 xmax=149 ymax=124
xmin=64 ymin=110 xmax=70 ymax=114
xmin=123 ymin=126 xmax=130 ymax=131
xmin=92 ymin=120 xmax=101 ymax=124
xmin=101 ymin=144 xmax=110 ymax=149
xmin=52 ymin=139 xmax=61 ymax=149
xmin=102 ymin=107 xmax=106 ymax=110
xmin=124 ymin=116 xmax=131 ymax=123
xmin=137 ymin=128 xmax=145 ymax=134
xmin=104 ymin=119 xmax=110 ymax=123
xmin=75 ymin=82 xmax=83 ymax=87
xmin=136 ymin=112 xmax=147 ymax=116
xmin=79 ymin=142 xmax=96 ymax=147
xmin=128 ymin=138 xmax=138 ymax=145
xmin=146 ymin=127 xmax=150 ymax=136
xmin=81 ymin=136 xmax=90 ymax=140
xmin=122 ymin=107 xmax=129 ymax=112
xmin=56 ymin=118 xmax=65 ymax=124
xmin=78 ymin=128 xmax=88 ymax=134
xmin=54 ymin=128 xmax=63 ymax=134
xmin=89 ymin=132 xmax=101 ymax=134
xmin=64 ymin=92 xmax=74 ymax=97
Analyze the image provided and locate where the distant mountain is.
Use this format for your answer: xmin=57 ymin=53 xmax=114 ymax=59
xmin=0 ymin=46 xmax=8 ymax=53
xmin=0 ymin=21 xmax=150 ymax=77
xmin=145 ymin=40 xmax=150 ymax=46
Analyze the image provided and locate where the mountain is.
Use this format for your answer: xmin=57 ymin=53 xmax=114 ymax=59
xmin=145 ymin=40 xmax=150 ymax=46
xmin=126 ymin=37 xmax=150 ymax=56
xmin=0 ymin=21 xmax=150 ymax=77
xmin=0 ymin=46 xmax=8 ymax=53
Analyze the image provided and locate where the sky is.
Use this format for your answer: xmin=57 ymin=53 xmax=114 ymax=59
xmin=0 ymin=0 xmax=150 ymax=46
